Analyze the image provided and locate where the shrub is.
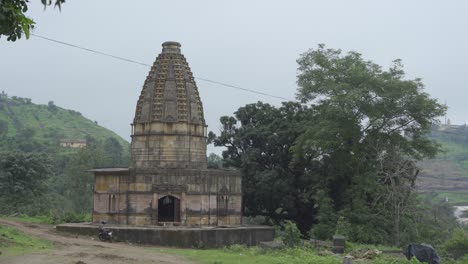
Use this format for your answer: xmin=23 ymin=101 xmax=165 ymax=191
xmin=335 ymin=215 xmax=351 ymax=238
xmin=46 ymin=210 xmax=91 ymax=224
xmin=310 ymin=191 xmax=337 ymax=240
xmin=226 ymin=244 xmax=247 ymax=252
xmin=280 ymin=221 xmax=302 ymax=247
xmin=443 ymin=228 xmax=468 ymax=259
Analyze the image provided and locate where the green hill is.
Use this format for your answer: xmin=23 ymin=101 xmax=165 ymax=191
xmin=418 ymin=124 xmax=468 ymax=205
xmin=425 ymin=124 xmax=468 ymax=177
xmin=0 ymin=94 xmax=129 ymax=150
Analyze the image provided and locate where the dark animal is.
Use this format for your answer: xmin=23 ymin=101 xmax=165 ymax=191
xmin=405 ymin=243 xmax=440 ymax=264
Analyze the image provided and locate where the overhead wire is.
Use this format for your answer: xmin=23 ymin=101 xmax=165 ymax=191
xmin=31 ymin=33 xmax=293 ymax=101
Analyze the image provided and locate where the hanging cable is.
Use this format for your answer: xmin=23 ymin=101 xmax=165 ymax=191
xmin=31 ymin=33 xmax=293 ymax=101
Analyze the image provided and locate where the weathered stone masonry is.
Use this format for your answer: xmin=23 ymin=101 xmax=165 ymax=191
xmin=91 ymin=42 xmax=242 ymax=226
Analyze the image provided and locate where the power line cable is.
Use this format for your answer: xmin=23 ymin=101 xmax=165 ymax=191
xmin=31 ymin=33 xmax=293 ymax=101
xmin=32 ymin=34 xmax=150 ymax=67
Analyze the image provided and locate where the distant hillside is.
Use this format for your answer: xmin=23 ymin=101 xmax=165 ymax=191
xmin=0 ymin=94 xmax=129 ymax=150
xmin=417 ymin=124 xmax=468 ymax=199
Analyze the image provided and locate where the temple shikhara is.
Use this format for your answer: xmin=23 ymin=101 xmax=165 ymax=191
xmin=91 ymin=41 xmax=242 ymax=226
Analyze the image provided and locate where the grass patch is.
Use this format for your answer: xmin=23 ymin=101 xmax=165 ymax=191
xmin=345 ymin=241 xmax=400 ymax=252
xmin=0 ymin=215 xmax=52 ymax=225
xmin=419 ymin=192 xmax=468 ymax=206
xmin=0 ymin=212 xmax=92 ymax=225
xmin=154 ymin=245 xmax=421 ymax=264
xmin=0 ymin=224 xmax=51 ymax=255
xmin=158 ymin=246 xmax=342 ymax=264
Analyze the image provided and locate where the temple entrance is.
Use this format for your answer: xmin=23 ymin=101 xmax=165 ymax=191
xmin=158 ymin=195 xmax=180 ymax=222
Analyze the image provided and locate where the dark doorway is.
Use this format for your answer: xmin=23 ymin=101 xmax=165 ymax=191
xmin=158 ymin=195 xmax=180 ymax=222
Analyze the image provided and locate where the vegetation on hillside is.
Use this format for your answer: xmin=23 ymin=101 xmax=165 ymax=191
xmin=0 ymin=93 xmax=130 ymax=218
xmin=422 ymin=125 xmax=468 ymax=178
xmin=211 ymin=45 xmax=458 ymax=249
xmin=0 ymin=92 xmax=128 ymax=149
xmin=0 ymin=224 xmax=51 ymax=255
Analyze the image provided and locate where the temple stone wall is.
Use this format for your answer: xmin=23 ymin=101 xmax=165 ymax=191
xmin=92 ymin=168 xmax=242 ymax=226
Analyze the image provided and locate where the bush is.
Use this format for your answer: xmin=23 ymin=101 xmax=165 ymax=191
xmin=335 ymin=215 xmax=351 ymax=238
xmin=279 ymin=221 xmax=302 ymax=247
xmin=443 ymin=228 xmax=468 ymax=259
xmin=310 ymin=191 xmax=337 ymax=240
xmin=47 ymin=210 xmax=91 ymax=224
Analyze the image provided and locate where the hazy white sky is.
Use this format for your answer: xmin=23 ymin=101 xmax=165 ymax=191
xmin=1 ymin=1 xmax=467 ymax=153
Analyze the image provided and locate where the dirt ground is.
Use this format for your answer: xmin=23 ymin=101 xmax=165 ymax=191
xmin=0 ymin=219 xmax=196 ymax=264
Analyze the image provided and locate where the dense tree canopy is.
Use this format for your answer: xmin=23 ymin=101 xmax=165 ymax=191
xmin=0 ymin=151 xmax=52 ymax=214
xmin=214 ymin=102 xmax=318 ymax=232
xmin=207 ymin=153 xmax=223 ymax=169
xmin=213 ymin=45 xmax=447 ymax=244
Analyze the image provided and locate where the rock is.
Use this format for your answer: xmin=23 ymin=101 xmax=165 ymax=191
xmin=259 ymin=241 xmax=284 ymax=250
xmin=342 ymin=255 xmax=353 ymax=264
xmin=362 ymin=249 xmax=381 ymax=259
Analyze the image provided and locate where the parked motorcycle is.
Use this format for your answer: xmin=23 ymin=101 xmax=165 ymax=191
xmin=98 ymin=221 xmax=112 ymax=242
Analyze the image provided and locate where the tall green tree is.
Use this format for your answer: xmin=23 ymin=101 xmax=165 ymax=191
xmin=213 ymin=101 xmax=319 ymax=232
xmin=0 ymin=151 xmax=52 ymax=214
xmin=64 ymin=145 xmax=107 ymax=213
xmin=103 ymin=137 xmax=123 ymax=166
xmin=213 ymin=45 xmax=446 ymax=244
xmin=294 ymin=44 xmax=446 ymax=243
xmin=207 ymin=153 xmax=223 ymax=169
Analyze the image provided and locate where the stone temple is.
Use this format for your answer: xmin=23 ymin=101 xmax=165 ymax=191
xmin=57 ymin=42 xmax=274 ymax=247
xmin=91 ymin=41 xmax=242 ymax=226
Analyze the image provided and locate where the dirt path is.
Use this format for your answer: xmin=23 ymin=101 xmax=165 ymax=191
xmin=0 ymin=219 xmax=196 ymax=264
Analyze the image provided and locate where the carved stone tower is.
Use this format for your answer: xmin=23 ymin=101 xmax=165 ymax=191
xmin=91 ymin=42 xmax=242 ymax=227
xmin=131 ymin=41 xmax=207 ymax=170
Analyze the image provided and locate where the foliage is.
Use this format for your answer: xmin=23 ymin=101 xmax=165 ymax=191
xmin=0 ymin=94 xmax=130 ymax=216
xmin=64 ymin=146 xmax=107 ymax=213
xmin=420 ymin=126 xmax=468 ymax=180
xmin=213 ymin=45 xmax=446 ymax=245
xmin=47 ymin=211 xmax=91 ymax=224
xmin=0 ymin=224 xmax=51 ymax=255
xmin=334 ymin=215 xmax=351 ymax=238
xmin=207 ymin=152 xmax=223 ymax=169
xmin=420 ymin=192 xmax=468 ymax=206
xmin=161 ymin=244 xmax=451 ymax=264
xmin=1 ymin=212 xmax=91 ymax=225
xmin=278 ymin=221 xmax=302 ymax=247
xmin=103 ymin=137 xmax=125 ymax=165
xmin=310 ymin=190 xmax=337 ymax=240
xmin=296 ymin=45 xmax=445 ymax=245
xmin=0 ymin=0 xmax=65 ymax=41
xmin=0 ymin=95 xmax=129 ymax=149
xmin=443 ymin=228 xmax=468 ymax=259
xmin=0 ymin=214 xmax=52 ymax=224
xmin=162 ymin=246 xmax=343 ymax=264
xmin=0 ymin=151 xmax=52 ymax=214
xmin=47 ymin=100 xmax=57 ymax=112
xmin=212 ymin=101 xmax=317 ymax=233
